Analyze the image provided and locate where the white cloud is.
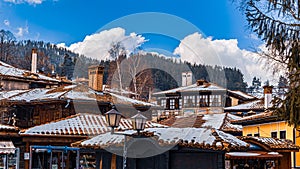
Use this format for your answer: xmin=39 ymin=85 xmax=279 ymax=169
xmin=3 ymin=20 xmax=10 ymax=26
xmin=16 ymin=25 xmax=29 ymax=37
xmin=174 ymin=32 xmax=279 ymax=85
xmin=4 ymin=0 xmax=43 ymax=5
xmin=67 ymin=27 xmax=146 ymax=60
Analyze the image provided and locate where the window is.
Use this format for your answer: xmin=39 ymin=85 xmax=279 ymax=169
xmin=179 ymin=99 xmax=182 ymax=109
xmin=169 ymin=99 xmax=175 ymax=109
xmin=280 ymin=131 xmax=286 ymax=139
xmin=197 ymin=95 xmax=209 ymax=107
xmin=254 ymin=133 xmax=260 ymax=137
xmin=160 ymin=99 xmax=166 ymax=109
xmin=247 ymin=134 xmax=252 ymax=136
xmin=210 ymin=95 xmax=222 ymax=107
xmin=271 ymin=131 xmax=277 ymax=138
xmin=183 ymin=96 xmax=195 ymax=107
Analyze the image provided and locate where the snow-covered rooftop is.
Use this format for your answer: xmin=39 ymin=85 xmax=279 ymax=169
xmin=224 ymin=100 xmax=264 ymax=111
xmin=75 ymin=127 xmax=248 ymax=151
xmin=0 ymin=61 xmax=59 ymax=82
xmin=153 ymin=83 xmax=227 ymax=96
xmin=0 ymin=141 xmax=15 ymax=154
xmin=0 ymin=124 xmax=18 ymax=131
xmin=159 ymin=113 xmax=242 ymax=132
xmin=108 ymin=92 xmax=157 ymax=107
xmin=228 ymin=90 xmax=256 ymax=100
xmin=0 ymin=84 xmax=156 ymax=107
xmin=21 ymin=113 xmax=166 ymax=136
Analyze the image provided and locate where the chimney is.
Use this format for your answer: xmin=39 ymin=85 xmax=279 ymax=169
xmin=263 ymin=85 xmax=273 ymax=109
xmin=182 ymin=71 xmax=192 ymax=86
xmin=88 ymin=65 xmax=104 ymax=91
xmin=31 ymin=48 xmax=37 ymax=73
xmin=197 ymin=79 xmax=209 ymax=86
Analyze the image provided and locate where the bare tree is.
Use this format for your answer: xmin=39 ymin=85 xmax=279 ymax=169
xmin=128 ymin=57 xmax=153 ymax=100
xmin=0 ymin=30 xmax=16 ymax=62
xmin=108 ymin=42 xmax=126 ymax=94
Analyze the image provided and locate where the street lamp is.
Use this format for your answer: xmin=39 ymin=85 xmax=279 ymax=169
xmin=131 ymin=112 xmax=147 ymax=135
xmin=105 ymin=109 xmax=122 ymax=134
xmin=105 ymin=109 xmax=147 ymax=134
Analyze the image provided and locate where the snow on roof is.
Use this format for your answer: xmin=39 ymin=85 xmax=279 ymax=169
xmin=0 ymin=141 xmax=15 ymax=154
xmin=0 ymin=84 xmax=157 ymax=107
xmin=152 ymin=84 xmax=198 ymax=95
xmin=153 ymin=83 xmax=227 ymax=96
xmin=228 ymin=90 xmax=256 ymax=100
xmin=9 ymin=88 xmax=60 ymax=102
xmin=0 ymin=124 xmax=17 ymax=131
xmin=109 ymin=92 xmax=157 ymax=107
xmin=180 ymin=83 xmax=226 ymax=93
xmin=201 ymin=113 xmax=226 ymax=129
xmin=160 ymin=113 xmax=242 ymax=132
xmin=0 ymin=90 xmax=29 ymax=100
xmin=21 ymin=113 xmax=165 ymax=136
xmin=224 ymin=100 xmax=264 ymax=111
xmin=0 ymin=61 xmax=59 ymax=82
xmin=75 ymin=127 xmax=248 ymax=151
xmin=105 ymin=88 xmax=139 ymax=96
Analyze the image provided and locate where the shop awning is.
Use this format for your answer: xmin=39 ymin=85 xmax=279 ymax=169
xmin=226 ymin=151 xmax=283 ymax=159
xmin=0 ymin=141 xmax=15 ymax=154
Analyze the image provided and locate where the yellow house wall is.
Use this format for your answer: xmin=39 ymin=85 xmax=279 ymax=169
xmin=243 ymin=121 xmax=293 ymax=139
xmin=243 ymin=121 xmax=300 ymax=167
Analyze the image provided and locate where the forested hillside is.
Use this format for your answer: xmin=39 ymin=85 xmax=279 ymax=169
xmin=0 ymin=29 xmax=248 ymax=94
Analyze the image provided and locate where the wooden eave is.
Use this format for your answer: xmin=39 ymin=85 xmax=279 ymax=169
xmin=227 ymin=91 xmax=257 ymax=101
xmin=0 ymin=131 xmax=19 ymax=137
xmin=232 ymin=116 xmax=280 ymax=126
xmin=22 ymin=134 xmax=88 ymax=144
xmin=0 ymin=75 xmax=59 ymax=85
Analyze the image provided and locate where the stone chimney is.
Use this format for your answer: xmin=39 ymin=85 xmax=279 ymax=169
xmin=31 ymin=48 xmax=37 ymax=73
xmin=263 ymin=85 xmax=273 ymax=109
xmin=88 ymin=65 xmax=104 ymax=91
xmin=182 ymin=71 xmax=192 ymax=86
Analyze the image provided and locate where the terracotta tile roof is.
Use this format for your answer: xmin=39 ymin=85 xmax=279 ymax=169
xmin=231 ymin=111 xmax=278 ymax=125
xmin=74 ymin=128 xmax=249 ymax=151
xmin=20 ymin=113 xmax=165 ymax=136
xmin=159 ymin=113 xmax=242 ymax=132
xmin=239 ymin=136 xmax=299 ymax=152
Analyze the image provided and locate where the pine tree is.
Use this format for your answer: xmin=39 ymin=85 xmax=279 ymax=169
xmin=238 ymin=0 xmax=300 ymax=127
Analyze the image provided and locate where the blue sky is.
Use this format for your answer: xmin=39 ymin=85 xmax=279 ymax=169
xmin=1 ymin=0 xmax=276 ymax=84
xmin=0 ymin=0 xmax=256 ymax=50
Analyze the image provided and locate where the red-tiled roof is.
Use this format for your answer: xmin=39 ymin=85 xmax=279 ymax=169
xmin=159 ymin=113 xmax=242 ymax=132
xmin=20 ymin=113 xmax=165 ymax=136
xmin=239 ymin=136 xmax=299 ymax=152
xmin=73 ymin=128 xmax=249 ymax=151
xmin=231 ymin=111 xmax=278 ymax=125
